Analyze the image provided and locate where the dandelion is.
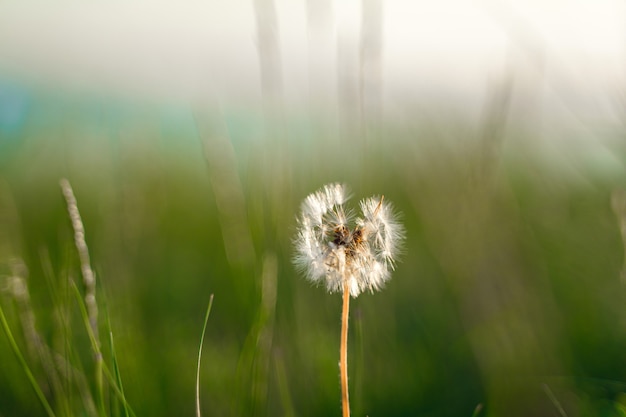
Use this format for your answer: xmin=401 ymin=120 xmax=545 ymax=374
xmin=293 ymin=183 xmax=404 ymax=417
xmin=294 ymin=183 xmax=404 ymax=298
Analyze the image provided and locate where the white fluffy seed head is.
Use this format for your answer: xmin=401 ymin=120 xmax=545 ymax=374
xmin=357 ymin=196 xmax=405 ymax=268
xmin=293 ymin=184 xmax=405 ymax=297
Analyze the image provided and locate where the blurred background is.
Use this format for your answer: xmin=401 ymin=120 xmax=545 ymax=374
xmin=1 ymin=0 xmax=626 ymax=416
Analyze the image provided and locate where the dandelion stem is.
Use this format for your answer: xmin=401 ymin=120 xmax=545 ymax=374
xmin=340 ymin=282 xmax=351 ymax=417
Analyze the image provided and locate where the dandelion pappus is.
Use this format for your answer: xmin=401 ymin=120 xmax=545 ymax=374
xmin=294 ymin=184 xmax=404 ymax=297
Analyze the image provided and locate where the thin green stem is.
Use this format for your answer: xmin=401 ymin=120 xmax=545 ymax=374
xmin=101 ymin=361 xmax=137 ymax=417
xmin=196 ymin=294 xmax=215 ymax=417
xmin=71 ymin=282 xmax=136 ymax=416
xmin=109 ymin=330 xmax=129 ymax=417
xmin=70 ymin=282 xmax=105 ymax=417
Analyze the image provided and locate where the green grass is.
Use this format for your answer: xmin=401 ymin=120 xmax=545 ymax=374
xmin=0 ymin=298 xmax=56 ymax=417
xmin=1 ymin=95 xmax=626 ymax=416
xmin=196 ymin=293 xmax=215 ymax=417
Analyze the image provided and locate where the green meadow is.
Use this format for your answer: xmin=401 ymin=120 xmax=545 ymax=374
xmin=1 ymin=92 xmax=626 ymax=416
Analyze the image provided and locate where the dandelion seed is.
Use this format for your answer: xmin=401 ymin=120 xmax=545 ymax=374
xmin=293 ymin=183 xmax=405 ymax=298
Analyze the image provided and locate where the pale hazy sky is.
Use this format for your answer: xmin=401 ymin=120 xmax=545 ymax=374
xmin=0 ymin=0 xmax=623 ymax=125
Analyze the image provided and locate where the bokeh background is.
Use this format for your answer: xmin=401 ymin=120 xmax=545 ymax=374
xmin=1 ymin=1 xmax=626 ymax=416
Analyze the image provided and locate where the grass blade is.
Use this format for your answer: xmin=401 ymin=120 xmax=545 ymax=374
xmin=109 ymin=328 xmax=129 ymax=417
xmin=196 ymin=294 xmax=215 ymax=417
xmin=70 ymin=281 xmax=137 ymax=417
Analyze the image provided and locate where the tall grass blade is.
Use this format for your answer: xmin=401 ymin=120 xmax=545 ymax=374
xmin=102 ymin=288 xmax=129 ymax=417
xmin=70 ymin=281 xmax=137 ymax=417
xmin=100 ymin=364 xmax=136 ymax=417
xmin=69 ymin=281 xmax=105 ymax=416
xmin=104 ymin=312 xmax=134 ymax=417
xmin=60 ymin=179 xmax=105 ymax=416
xmin=196 ymin=293 xmax=215 ymax=417
xmin=109 ymin=332 xmax=127 ymax=417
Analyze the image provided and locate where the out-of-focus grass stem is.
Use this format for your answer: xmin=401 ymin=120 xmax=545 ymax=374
xmin=60 ymin=178 xmax=105 ymax=416
xmin=193 ymin=112 xmax=256 ymax=272
xmin=273 ymin=350 xmax=295 ymax=417
xmin=70 ymin=281 xmax=104 ymax=417
xmin=59 ymin=179 xmax=99 ymax=341
xmin=196 ymin=294 xmax=215 ymax=417
xmin=541 ymin=383 xmax=568 ymax=417
xmin=0 ymin=302 xmax=56 ymax=417
xmin=611 ymin=190 xmax=626 ymax=285
xmin=9 ymin=269 xmax=69 ymax=415
xmin=70 ymin=281 xmax=136 ymax=417
xmin=109 ymin=330 xmax=128 ymax=417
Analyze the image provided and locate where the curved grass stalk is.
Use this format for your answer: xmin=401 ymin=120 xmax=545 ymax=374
xmin=196 ymin=294 xmax=215 ymax=417
xmin=60 ymin=179 xmax=105 ymax=416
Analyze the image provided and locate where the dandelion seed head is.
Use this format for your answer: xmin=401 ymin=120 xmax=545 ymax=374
xmin=294 ymin=184 xmax=405 ymax=297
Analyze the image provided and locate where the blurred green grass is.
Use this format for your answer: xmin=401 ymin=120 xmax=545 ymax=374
xmin=1 ymin=94 xmax=626 ymax=417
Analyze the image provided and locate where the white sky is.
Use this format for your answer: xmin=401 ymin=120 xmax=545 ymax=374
xmin=0 ymin=0 xmax=623 ymax=124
